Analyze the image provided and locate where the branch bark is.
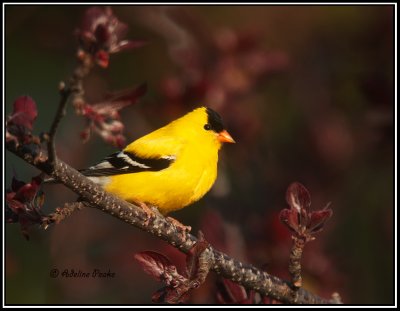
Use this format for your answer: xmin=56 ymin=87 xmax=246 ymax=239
xmin=6 ymin=141 xmax=340 ymax=304
xmin=47 ymin=55 xmax=93 ymax=166
xmin=289 ymin=236 xmax=306 ymax=289
xmin=47 ymin=82 xmax=70 ymax=166
xmin=41 ymin=201 xmax=86 ymax=229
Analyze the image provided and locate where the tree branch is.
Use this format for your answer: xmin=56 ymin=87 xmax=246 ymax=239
xmin=288 ymin=236 xmax=306 ymax=289
xmin=47 ymin=82 xmax=70 ymax=166
xmin=6 ymin=141 xmax=340 ymax=304
xmin=47 ymin=54 xmax=93 ymax=166
xmin=41 ymin=201 xmax=86 ymax=229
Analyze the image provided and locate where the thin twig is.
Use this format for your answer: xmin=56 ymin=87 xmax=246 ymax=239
xmin=41 ymin=201 xmax=86 ymax=229
xmin=47 ymin=82 xmax=70 ymax=166
xmin=288 ymin=236 xmax=306 ymax=289
xmin=6 ymin=142 xmax=341 ymax=304
xmin=47 ymin=54 xmax=93 ymax=167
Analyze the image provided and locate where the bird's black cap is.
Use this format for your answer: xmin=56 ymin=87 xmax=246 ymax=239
xmin=206 ymin=107 xmax=225 ymax=133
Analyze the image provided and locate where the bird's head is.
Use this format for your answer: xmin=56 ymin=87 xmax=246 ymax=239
xmin=172 ymin=106 xmax=235 ymax=149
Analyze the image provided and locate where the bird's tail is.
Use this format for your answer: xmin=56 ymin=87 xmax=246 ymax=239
xmin=43 ymin=172 xmax=108 ymax=187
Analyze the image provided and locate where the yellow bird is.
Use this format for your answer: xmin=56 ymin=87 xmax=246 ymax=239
xmin=80 ymin=107 xmax=235 ymax=217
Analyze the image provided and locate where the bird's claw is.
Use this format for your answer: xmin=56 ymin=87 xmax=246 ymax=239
xmin=136 ymin=201 xmax=156 ymax=223
xmin=166 ymin=216 xmax=192 ymax=233
xmin=136 ymin=202 xmax=191 ymax=233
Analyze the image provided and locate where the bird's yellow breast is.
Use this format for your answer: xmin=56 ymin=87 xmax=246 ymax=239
xmin=104 ymin=144 xmax=218 ymax=215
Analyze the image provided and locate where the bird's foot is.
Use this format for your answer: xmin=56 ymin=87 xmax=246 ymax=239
xmin=136 ymin=201 xmax=157 ymax=222
xmin=166 ymin=216 xmax=192 ymax=233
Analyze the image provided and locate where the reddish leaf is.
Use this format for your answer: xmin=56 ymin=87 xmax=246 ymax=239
xmin=10 ymin=96 xmax=37 ymax=130
xmin=78 ymin=6 xmax=124 ymax=50
xmin=309 ymin=209 xmax=333 ymax=233
xmin=238 ymin=289 xmax=256 ymax=304
xmin=116 ymin=39 xmax=147 ymax=52
xmin=77 ymin=6 xmax=144 ymax=59
xmin=185 ymin=233 xmax=209 ymax=279
xmin=279 ymin=208 xmax=299 ymax=233
xmin=6 ymin=175 xmax=45 ymax=239
xmin=281 ymin=182 xmax=333 ymax=239
xmin=6 ymin=96 xmax=41 ymax=148
xmin=11 ymin=177 xmax=26 ymax=192
xmin=105 ymin=83 xmax=147 ymax=103
xmin=79 ymin=84 xmax=145 ymax=148
xmin=217 ymin=278 xmax=248 ymax=304
xmin=135 ymin=241 xmax=212 ymax=304
xmin=79 ymin=7 xmax=105 ymax=37
xmin=6 ymin=192 xmax=24 ymax=214
xmin=8 ymin=176 xmax=42 ymax=204
xmin=133 ymin=251 xmax=176 ymax=283
xmin=285 ymin=182 xmax=311 ymax=213
xmin=13 ymin=176 xmax=42 ymax=202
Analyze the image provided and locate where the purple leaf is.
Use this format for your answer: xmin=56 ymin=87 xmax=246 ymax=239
xmin=116 ymin=39 xmax=147 ymax=52
xmin=14 ymin=176 xmax=42 ymax=202
xmin=238 ymin=289 xmax=256 ymax=304
xmin=79 ymin=84 xmax=146 ymax=148
xmin=135 ymin=241 xmax=212 ymax=304
xmin=6 ymin=175 xmax=45 ymax=239
xmin=8 ymin=176 xmax=42 ymax=204
xmin=281 ymin=182 xmax=333 ymax=238
xmin=133 ymin=251 xmax=176 ymax=282
xmin=286 ymin=182 xmax=311 ymax=213
xmin=217 ymin=278 xmax=248 ymax=303
xmin=185 ymin=235 xmax=209 ymax=279
xmin=309 ymin=209 xmax=333 ymax=233
xmin=11 ymin=177 xmax=27 ymax=193
xmin=135 ymin=235 xmax=211 ymax=304
xmin=279 ymin=208 xmax=299 ymax=233
xmin=104 ymin=83 xmax=147 ymax=103
xmin=10 ymin=96 xmax=37 ymax=130
xmin=6 ymin=96 xmax=40 ymax=147
xmin=77 ymin=6 xmax=144 ymax=62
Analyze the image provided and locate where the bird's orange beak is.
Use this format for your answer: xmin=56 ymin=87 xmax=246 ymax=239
xmin=217 ymin=130 xmax=235 ymax=143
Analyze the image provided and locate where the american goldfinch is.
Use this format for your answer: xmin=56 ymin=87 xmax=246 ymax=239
xmin=80 ymin=107 xmax=235 ymax=216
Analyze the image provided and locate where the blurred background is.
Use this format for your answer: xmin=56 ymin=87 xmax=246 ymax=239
xmin=5 ymin=5 xmax=394 ymax=304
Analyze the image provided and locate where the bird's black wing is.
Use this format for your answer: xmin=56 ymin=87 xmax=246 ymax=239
xmin=79 ymin=151 xmax=175 ymax=177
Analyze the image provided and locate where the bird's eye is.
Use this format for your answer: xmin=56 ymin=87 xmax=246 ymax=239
xmin=204 ymin=124 xmax=212 ymax=131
